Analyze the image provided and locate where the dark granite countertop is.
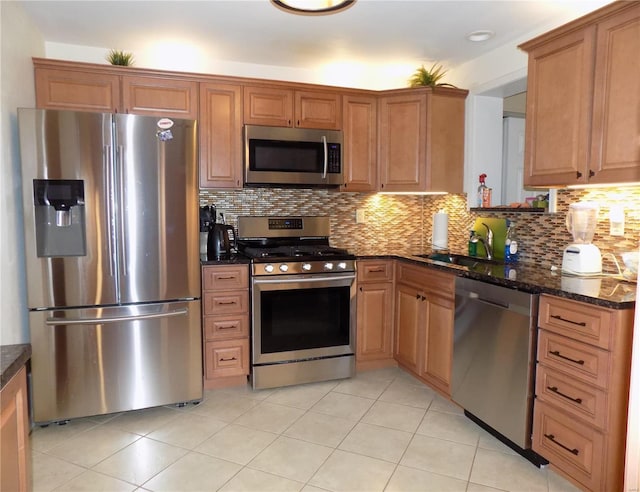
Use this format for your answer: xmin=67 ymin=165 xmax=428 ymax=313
xmin=1 ymin=344 xmax=31 ymax=390
xmin=358 ymin=252 xmax=636 ymax=309
xmin=200 ymin=253 xmax=251 ymax=266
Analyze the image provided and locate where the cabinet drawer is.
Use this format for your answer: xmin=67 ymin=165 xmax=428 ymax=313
xmin=396 ymin=263 xmax=454 ymax=297
xmin=204 ymin=338 xmax=249 ymax=379
xmin=202 ymin=265 xmax=248 ymax=291
xmin=357 ymin=260 xmax=393 ymax=282
xmin=532 ymin=400 xmax=604 ymax=491
xmin=538 ymin=330 xmax=610 ymax=389
xmin=539 ymin=295 xmax=613 ymax=349
xmin=203 ymin=290 xmax=249 ymax=315
xmin=204 ymin=314 xmax=249 ymax=340
xmin=535 ymin=365 xmax=607 ymax=430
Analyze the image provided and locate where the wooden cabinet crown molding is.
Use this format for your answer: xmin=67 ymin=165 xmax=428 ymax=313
xmin=32 ymin=58 xmax=373 ymax=96
xmin=518 ymin=0 xmax=638 ymax=52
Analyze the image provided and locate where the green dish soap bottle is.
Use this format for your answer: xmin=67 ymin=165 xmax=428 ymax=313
xmin=468 ymin=230 xmax=478 ymax=256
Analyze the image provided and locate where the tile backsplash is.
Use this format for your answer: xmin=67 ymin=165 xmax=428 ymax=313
xmin=200 ymin=186 xmax=640 ymax=270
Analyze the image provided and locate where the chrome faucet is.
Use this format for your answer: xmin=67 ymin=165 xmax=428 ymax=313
xmin=476 ymin=222 xmax=494 ymax=260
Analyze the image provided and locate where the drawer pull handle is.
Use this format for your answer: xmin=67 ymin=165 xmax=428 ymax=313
xmin=219 ymin=357 xmax=237 ymax=362
xmin=216 ymin=276 xmax=237 ymax=280
xmin=547 ymin=386 xmax=583 ymax=405
xmin=217 ymin=301 xmax=237 ymax=305
xmin=544 ymin=433 xmax=579 ymax=456
xmin=549 ymin=350 xmax=585 ymax=366
xmin=550 ymin=314 xmax=586 ymax=327
xmin=218 ymin=325 xmax=238 ymax=330
xmin=368 ymin=268 xmax=385 ymax=273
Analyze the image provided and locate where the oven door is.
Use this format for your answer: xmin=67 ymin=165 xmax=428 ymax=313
xmin=251 ymin=272 xmax=356 ymax=365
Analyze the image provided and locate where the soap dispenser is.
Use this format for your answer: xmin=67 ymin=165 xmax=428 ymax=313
xmin=504 ymin=224 xmax=519 ymax=263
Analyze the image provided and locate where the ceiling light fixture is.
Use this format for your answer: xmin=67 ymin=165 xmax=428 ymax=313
xmin=466 ymin=30 xmax=495 ymax=42
xmin=271 ymin=0 xmax=356 ymax=15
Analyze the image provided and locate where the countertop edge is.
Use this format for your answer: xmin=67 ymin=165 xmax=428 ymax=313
xmin=0 ymin=344 xmax=32 ymax=390
xmin=357 ymin=254 xmax=636 ymax=310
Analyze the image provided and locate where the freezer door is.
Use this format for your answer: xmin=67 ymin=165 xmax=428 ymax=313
xmin=29 ymin=301 xmax=203 ymax=424
xmin=18 ymin=109 xmax=118 ymax=309
xmin=114 ymin=114 xmax=200 ymax=304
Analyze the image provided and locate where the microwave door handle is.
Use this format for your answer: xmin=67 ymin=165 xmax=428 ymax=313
xmin=322 ymin=135 xmax=328 ymax=179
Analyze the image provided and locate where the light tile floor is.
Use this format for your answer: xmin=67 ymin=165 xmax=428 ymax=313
xmin=30 ymin=367 xmax=581 ymax=492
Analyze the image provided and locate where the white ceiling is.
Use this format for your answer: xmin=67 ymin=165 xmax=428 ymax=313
xmin=19 ymin=0 xmax=610 ymax=72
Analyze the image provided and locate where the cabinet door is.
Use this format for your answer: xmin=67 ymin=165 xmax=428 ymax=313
xmin=204 ymin=339 xmax=250 ymax=379
xmin=35 ymin=68 xmax=120 ymax=112
xmin=199 ymin=83 xmax=243 ymax=188
xmin=243 ymin=86 xmax=293 ymax=126
xmin=122 ymin=76 xmax=198 ymax=119
xmin=523 ymin=28 xmax=595 ymax=187
xmin=421 ymin=294 xmax=454 ymax=395
xmin=342 ymin=94 xmax=377 ymax=191
xmin=294 ymin=91 xmax=342 ymax=129
xmin=589 ymin=4 xmax=640 ymax=184
xmin=0 ymin=367 xmax=30 ymax=492
xmin=378 ymin=93 xmax=426 ymax=192
xmin=394 ymin=282 xmax=423 ymax=372
xmin=357 ymin=282 xmax=393 ymax=362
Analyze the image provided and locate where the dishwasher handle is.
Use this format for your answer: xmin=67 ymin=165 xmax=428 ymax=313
xmin=468 ymin=291 xmax=509 ymax=309
xmin=462 ymin=290 xmax=532 ymax=317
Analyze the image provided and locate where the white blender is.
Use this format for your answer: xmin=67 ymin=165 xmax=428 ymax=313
xmin=562 ymin=201 xmax=602 ymax=275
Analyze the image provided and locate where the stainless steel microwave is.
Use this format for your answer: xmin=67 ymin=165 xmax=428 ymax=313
xmin=244 ymin=125 xmax=343 ymax=187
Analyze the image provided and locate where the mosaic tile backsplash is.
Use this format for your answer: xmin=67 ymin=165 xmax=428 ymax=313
xmin=200 ymin=186 xmax=640 ymax=270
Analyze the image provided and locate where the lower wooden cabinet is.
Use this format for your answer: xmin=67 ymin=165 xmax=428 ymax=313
xmin=393 ymin=262 xmax=455 ymax=396
xmin=0 ymin=366 xmax=30 ymax=492
xmin=201 ymin=264 xmax=250 ymax=389
xmin=532 ymin=294 xmax=634 ymax=491
xmin=356 ymin=260 xmax=395 ymax=370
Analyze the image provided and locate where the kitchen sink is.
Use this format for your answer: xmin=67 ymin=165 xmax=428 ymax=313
xmin=414 ymin=253 xmax=504 ymax=267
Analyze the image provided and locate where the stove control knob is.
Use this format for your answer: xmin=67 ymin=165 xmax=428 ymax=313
xmin=324 ymin=262 xmax=334 ymax=270
xmin=279 ymin=264 xmax=289 ymax=272
xmin=264 ymin=264 xmax=274 ymax=273
xmin=338 ymin=262 xmax=347 ymax=270
xmin=302 ymin=263 xmax=312 ymax=271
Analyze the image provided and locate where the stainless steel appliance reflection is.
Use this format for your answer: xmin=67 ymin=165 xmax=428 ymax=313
xmin=236 ymin=216 xmax=356 ymax=389
xmin=19 ymin=109 xmax=202 ymax=424
xmin=451 ymin=277 xmax=547 ymax=466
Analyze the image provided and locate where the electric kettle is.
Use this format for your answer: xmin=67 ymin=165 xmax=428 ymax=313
xmin=207 ymin=223 xmax=235 ymax=260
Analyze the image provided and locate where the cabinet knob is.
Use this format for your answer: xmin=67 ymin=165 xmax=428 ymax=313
xmin=589 ymin=170 xmax=595 ymax=178
xmin=576 ymin=171 xmax=582 ymax=179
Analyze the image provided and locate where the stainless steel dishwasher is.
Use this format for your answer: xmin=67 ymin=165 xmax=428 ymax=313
xmin=451 ymin=277 xmax=547 ymax=466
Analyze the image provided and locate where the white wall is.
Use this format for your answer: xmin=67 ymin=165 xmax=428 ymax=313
xmin=464 ymin=96 xmax=504 ymax=208
xmin=45 ymin=41 xmax=414 ymax=90
xmin=0 ymin=1 xmax=45 ymax=344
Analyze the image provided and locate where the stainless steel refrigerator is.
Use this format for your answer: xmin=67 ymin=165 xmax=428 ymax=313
xmin=19 ymin=108 xmax=202 ymax=424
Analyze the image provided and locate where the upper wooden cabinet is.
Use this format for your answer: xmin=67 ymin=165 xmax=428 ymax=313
xmin=378 ymin=87 xmax=467 ymax=193
xmin=199 ymin=82 xmax=243 ymax=189
xmin=520 ymin=2 xmax=640 ymax=187
xmin=342 ymin=94 xmax=378 ymax=192
xmin=35 ymin=67 xmax=121 ymax=113
xmin=121 ymin=76 xmax=198 ymax=119
xmin=34 ymin=60 xmax=199 ymax=118
xmin=243 ymin=85 xmax=342 ymax=129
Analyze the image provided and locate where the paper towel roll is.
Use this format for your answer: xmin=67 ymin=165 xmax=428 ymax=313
xmin=432 ymin=210 xmax=448 ymax=250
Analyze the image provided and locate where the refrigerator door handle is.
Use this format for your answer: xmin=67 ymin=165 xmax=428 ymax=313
xmin=116 ymin=144 xmax=129 ymax=276
xmin=45 ymin=307 xmax=189 ymax=326
xmin=104 ymin=145 xmax=116 ymax=276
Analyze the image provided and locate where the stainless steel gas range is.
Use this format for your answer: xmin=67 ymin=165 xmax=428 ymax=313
xmin=236 ymin=216 xmax=356 ymax=390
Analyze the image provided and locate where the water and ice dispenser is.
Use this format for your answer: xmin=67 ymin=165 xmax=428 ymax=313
xmin=33 ymin=179 xmax=86 ymax=257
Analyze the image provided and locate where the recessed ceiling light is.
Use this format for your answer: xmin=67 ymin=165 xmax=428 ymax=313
xmin=466 ymin=30 xmax=495 ymax=42
xmin=271 ymin=0 xmax=356 ymax=15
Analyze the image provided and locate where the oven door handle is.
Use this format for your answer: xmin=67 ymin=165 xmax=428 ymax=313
xmin=253 ymin=274 xmax=355 ymax=285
